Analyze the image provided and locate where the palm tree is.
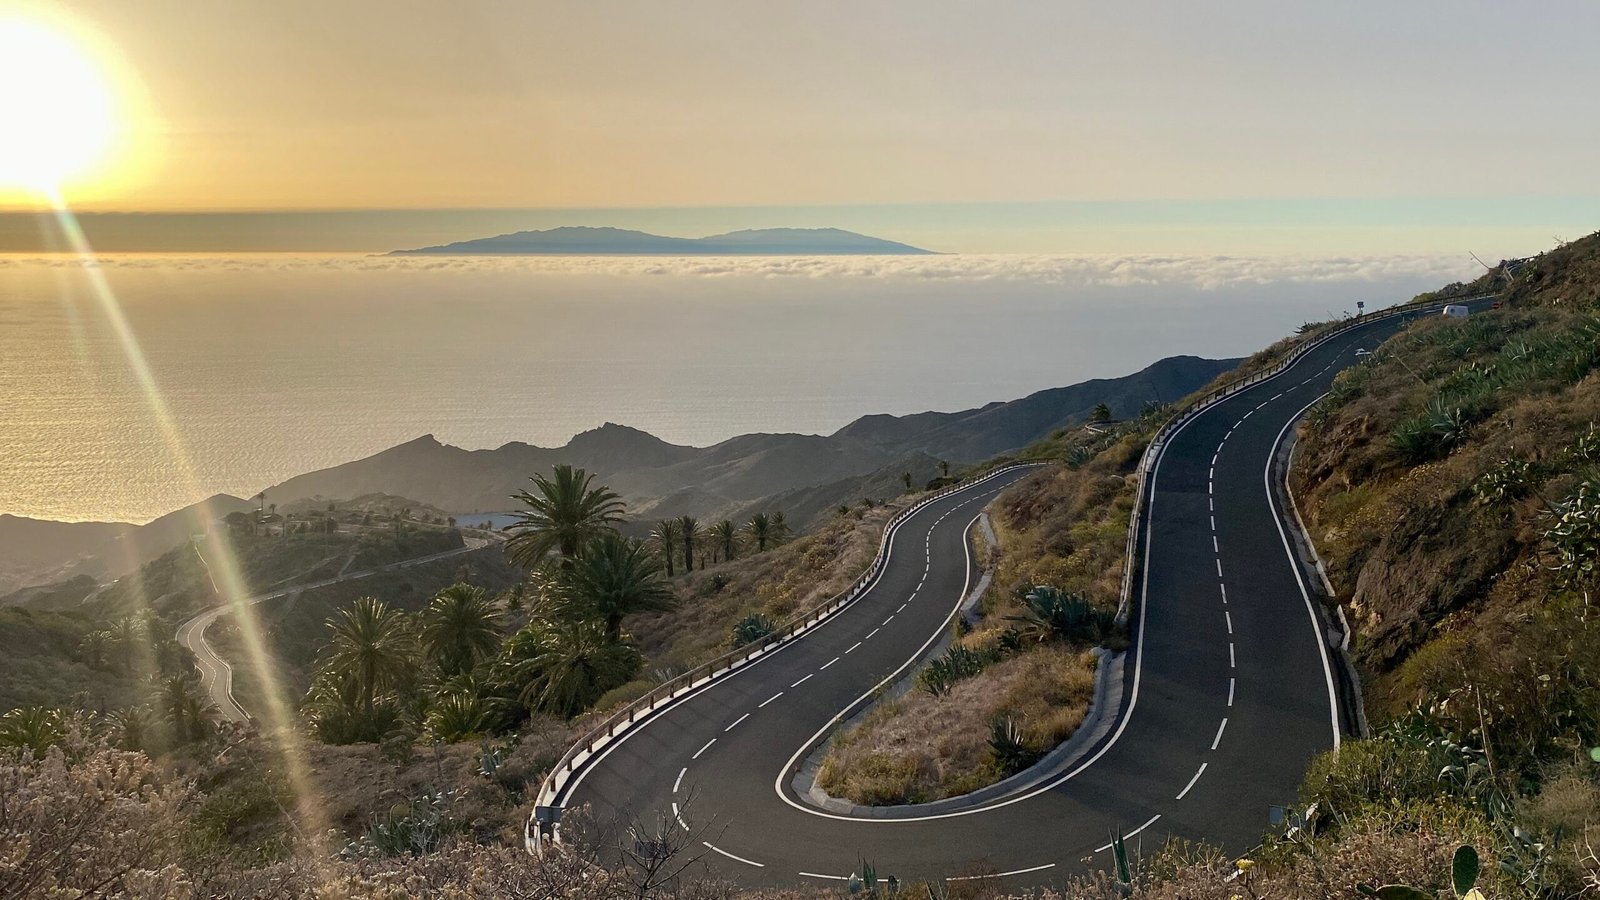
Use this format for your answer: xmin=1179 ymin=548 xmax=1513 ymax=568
xmin=0 ymin=707 xmax=66 ymax=755
xmin=105 ymin=616 xmax=145 ymax=674
xmin=107 ymin=705 xmax=159 ymax=752
xmin=650 ymin=519 xmax=681 ymax=577
xmin=504 ymin=617 xmax=641 ymax=718
xmin=710 ymin=520 xmax=738 ymax=564
xmin=744 ymin=513 xmax=774 ymax=552
xmin=677 ymin=515 xmax=700 ymax=572
xmin=419 ymin=583 xmax=503 ymax=678
xmin=319 ymin=596 xmax=416 ymax=719
xmin=156 ymin=675 xmax=216 ymax=744
xmin=771 ymin=511 xmax=790 ymax=543
xmin=551 ymin=533 xmax=675 ymax=642
xmin=77 ymin=630 xmax=110 ymax=669
xmin=505 ymin=464 xmax=625 ymax=568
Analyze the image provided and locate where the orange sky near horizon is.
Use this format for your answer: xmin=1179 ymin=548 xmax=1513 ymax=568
xmin=2 ymin=0 xmax=1597 ymax=261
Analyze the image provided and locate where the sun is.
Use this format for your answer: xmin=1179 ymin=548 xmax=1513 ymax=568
xmin=0 ymin=15 xmax=121 ymax=195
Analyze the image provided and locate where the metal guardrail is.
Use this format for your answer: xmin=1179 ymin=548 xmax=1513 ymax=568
xmin=1113 ymin=295 xmax=1495 ymax=623
xmin=531 ymin=460 xmax=1045 ymax=814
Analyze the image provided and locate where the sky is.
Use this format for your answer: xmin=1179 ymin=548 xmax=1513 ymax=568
xmin=3 ymin=0 xmax=1599 ymax=254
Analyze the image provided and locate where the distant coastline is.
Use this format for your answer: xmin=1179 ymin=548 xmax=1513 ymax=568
xmin=390 ymin=225 xmax=935 ymax=256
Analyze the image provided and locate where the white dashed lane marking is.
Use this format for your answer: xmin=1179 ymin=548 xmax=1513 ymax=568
xmin=759 ymin=691 xmax=784 ymax=708
xmin=791 ymin=674 xmax=813 ymax=688
xmin=693 ymin=738 xmax=716 ymax=760
xmin=1211 ymin=717 xmax=1228 ymax=750
xmin=724 ymin=713 xmax=750 ymax=732
xmin=1176 ymin=762 xmax=1208 ymax=800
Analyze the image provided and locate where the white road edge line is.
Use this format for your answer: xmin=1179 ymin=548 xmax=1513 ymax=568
xmin=1264 ymin=391 xmax=1346 ymax=751
xmin=703 ymin=842 xmax=765 ymax=867
xmin=798 ymin=872 xmax=849 ymax=881
xmin=1176 ymin=762 xmax=1208 ymax=800
xmin=947 ymin=862 xmax=1057 ymax=881
xmin=1095 ymin=814 xmax=1163 ymax=852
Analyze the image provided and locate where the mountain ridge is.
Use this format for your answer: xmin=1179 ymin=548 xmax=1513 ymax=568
xmin=390 ymin=225 xmax=934 ymax=256
xmin=0 ymin=354 xmax=1237 ymax=594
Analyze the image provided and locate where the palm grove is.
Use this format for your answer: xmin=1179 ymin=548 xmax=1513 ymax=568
xmin=302 ymin=464 xmax=790 ymax=746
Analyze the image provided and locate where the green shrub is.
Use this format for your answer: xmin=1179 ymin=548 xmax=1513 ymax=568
xmin=592 ymin=678 xmax=655 ymax=711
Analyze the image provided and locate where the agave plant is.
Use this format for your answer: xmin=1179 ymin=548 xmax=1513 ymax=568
xmin=728 ymin=612 xmax=779 ymax=650
xmin=1065 ymin=444 xmax=1097 ymax=470
xmin=917 ymin=644 xmax=988 ymax=696
xmin=1542 ymin=479 xmax=1600 ymax=586
xmin=988 ymin=716 xmax=1042 ymax=775
xmin=1007 ymin=585 xmax=1115 ymax=645
xmin=1471 ymin=457 xmax=1533 ymax=507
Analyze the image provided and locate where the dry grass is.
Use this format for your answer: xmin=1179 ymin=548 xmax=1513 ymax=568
xmin=812 ymin=427 xmax=1138 ymax=806
xmin=817 ymin=646 xmax=1097 ymax=804
xmin=628 ymin=503 xmax=900 ymax=672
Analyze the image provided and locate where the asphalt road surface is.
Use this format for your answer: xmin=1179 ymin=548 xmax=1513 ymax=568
xmin=560 ymin=308 xmax=1447 ymax=890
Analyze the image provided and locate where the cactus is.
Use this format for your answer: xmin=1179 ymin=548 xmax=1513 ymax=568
xmin=1357 ymin=844 xmax=1483 ymax=900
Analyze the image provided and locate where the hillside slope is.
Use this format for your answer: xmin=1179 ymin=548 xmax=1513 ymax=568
xmin=262 ymin=354 xmax=1236 ymax=518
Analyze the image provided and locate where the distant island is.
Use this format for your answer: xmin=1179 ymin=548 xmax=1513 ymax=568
xmin=390 ymin=226 xmax=935 ymax=256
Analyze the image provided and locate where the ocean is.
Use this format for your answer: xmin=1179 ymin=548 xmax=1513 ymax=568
xmin=0 ymin=253 xmax=1471 ymax=523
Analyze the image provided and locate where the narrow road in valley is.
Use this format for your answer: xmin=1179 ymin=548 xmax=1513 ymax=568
xmin=554 ymin=306 xmax=1457 ymax=889
xmin=177 ymin=534 xmax=492 ymax=722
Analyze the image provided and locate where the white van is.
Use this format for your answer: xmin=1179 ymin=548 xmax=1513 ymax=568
xmin=1443 ymin=304 xmax=1470 ymax=318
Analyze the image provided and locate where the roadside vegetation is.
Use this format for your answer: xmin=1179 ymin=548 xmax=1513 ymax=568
xmin=816 ymin=416 xmax=1152 ymax=805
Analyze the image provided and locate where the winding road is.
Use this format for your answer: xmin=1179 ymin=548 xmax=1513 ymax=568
xmin=551 ymin=307 xmax=1450 ymax=889
xmin=177 ymin=534 xmax=491 ymax=722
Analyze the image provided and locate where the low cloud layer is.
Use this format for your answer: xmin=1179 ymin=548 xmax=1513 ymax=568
xmin=1 ymin=252 xmax=1479 ymax=292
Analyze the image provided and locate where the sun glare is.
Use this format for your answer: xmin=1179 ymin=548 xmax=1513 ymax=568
xmin=0 ymin=15 xmax=120 ymax=194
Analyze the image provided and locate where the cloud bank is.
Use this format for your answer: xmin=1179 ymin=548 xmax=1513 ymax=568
xmin=1 ymin=252 xmax=1479 ymax=292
